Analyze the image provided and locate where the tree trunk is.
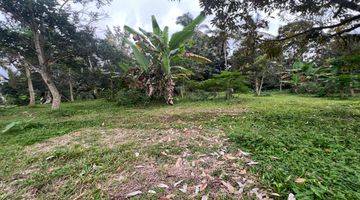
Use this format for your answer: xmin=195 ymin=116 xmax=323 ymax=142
xmin=223 ymin=40 xmax=228 ymax=68
xmin=33 ymin=29 xmax=61 ymax=110
xmin=259 ymin=76 xmax=264 ymax=95
xmin=68 ymin=68 xmax=74 ymax=102
xmin=165 ymin=76 xmax=175 ymax=105
xmin=255 ymin=76 xmax=264 ymax=96
xmin=226 ymin=88 xmax=234 ymax=100
xmin=255 ymin=77 xmax=260 ymax=96
xmin=25 ymin=66 xmax=36 ymax=106
xmin=350 ymin=82 xmax=355 ymax=97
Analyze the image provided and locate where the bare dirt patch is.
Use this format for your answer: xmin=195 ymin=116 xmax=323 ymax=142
xmin=102 ymin=127 xmax=273 ymax=199
xmin=19 ymin=123 xmax=272 ymax=199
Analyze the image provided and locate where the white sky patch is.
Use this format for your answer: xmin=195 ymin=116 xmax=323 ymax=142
xmin=95 ymin=0 xmax=204 ymax=36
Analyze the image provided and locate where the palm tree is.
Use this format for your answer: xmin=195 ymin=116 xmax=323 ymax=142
xmin=124 ymin=13 xmax=211 ymax=105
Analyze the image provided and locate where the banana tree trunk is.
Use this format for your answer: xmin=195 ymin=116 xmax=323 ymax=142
xmin=146 ymin=79 xmax=154 ymax=97
xmin=165 ymin=76 xmax=175 ymax=105
xmin=25 ymin=66 xmax=35 ymax=106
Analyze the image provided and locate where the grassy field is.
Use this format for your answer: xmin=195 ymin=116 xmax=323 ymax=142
xmin=0 ymin=93 xmax=359 ymax=199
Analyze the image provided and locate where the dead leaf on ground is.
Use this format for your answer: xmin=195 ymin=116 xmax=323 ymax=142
xmin=271 ymin=192 xmax=281 ymax=197
xmin=221 ymin=181 xmax=235 ymax=193
xmin=247 ymin=161 xmax=259 ymax=166
xmin=175 ymin=157 xmax=182 ymax=168
xmin=179 ymin=184 xmax=188 ymax=193
xmin=126 ymin=191 xmax=142 ymax=198
xmin=199 ymin=182 xmax=208 ymax=192
xmin=174 ymin=180 xmax=184 ymax=187
xmin=295 ymin=178 xmax=306 ymax=184
xmin=224 ymin=154 xmax=237 ymax=160
xmin=157 ymin=183 xmax=169 ymax=189
xmin=239 ymin=169 xmax=247 ymax=175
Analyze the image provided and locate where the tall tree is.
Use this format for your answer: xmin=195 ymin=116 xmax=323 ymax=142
xmin=199 ymin=0 xmax=360 ymax=40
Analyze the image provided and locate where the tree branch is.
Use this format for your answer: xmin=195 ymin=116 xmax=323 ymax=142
xmin=329 ymin=0 xmax=360 ymax=12
xmin=331 ymin=23 xmax=360 ymax=36
xmin=59 ymin=0 xmax=71 ymax=10
xmin=274 ymin=14 xmax=360 ymax=41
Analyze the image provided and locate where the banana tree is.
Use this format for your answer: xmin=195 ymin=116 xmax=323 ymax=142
xmin=124 ymin=13 xmax=211 ymax=105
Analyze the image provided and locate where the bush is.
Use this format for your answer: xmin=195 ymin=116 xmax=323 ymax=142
xmin=181 ymin=90 xmax=217 ymax=101
xmin=298 ymin=82 xmax=321 ymax=94
xmin=116 ymin=89 xmax=151 ymax=106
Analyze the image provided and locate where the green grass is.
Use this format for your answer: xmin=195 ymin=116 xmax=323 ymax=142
xmin=0 ymin=93 xmax=359 ymax=199
xmin=210 ymin=94 xmax=360 ymax=199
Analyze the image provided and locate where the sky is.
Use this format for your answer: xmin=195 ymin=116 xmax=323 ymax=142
xmin=95 ymin=0 xmax=206 ymax=36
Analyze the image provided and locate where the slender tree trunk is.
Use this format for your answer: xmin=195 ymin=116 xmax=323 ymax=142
xmin=223 ymin=40 xmax=228 ymax=68
xmin=33 ymin=29 xmax=61 ymax=109
xmin=349 ymin=82 xmax=355 ymax=97
xmin=165 ymin=76 xmax=175 ymax=105
xmin=88 ymin=57 xmax=93 ymax=71
xmin=109 ymin=64 xmax=115 ymax=100
xmin=255 ymin=76 xmax=264 ymax=96
xmin=340 ymin=87 xmax=344 ymax=98
xmin=226 ymin=88 xmax=234 ymax=100
xmin=255 ymin=77 xmax=260 ymax=96
xmin=25 ymin=66 xmax=36 ymax=106
xmin=259 ymin=76 xmax=264 ymax=95
xmin=68 ymin=68 xmax=74 ymax=102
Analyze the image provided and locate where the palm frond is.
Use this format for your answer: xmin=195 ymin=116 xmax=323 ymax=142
xmin=184 ymin=52 xmax=211 ymax=63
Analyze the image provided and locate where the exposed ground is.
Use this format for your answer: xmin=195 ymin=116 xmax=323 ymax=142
xmin=0 ymin=93 xmax=359 ymax=199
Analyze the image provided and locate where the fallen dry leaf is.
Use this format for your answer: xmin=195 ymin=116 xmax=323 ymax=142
xmin=239 ymin=169 xmax=247 ymax=175
xmin=239 ymin=150 xmax=251 ymax=156
xmin=126 ymin=191 xmax=142 ymax=198
xmin=157 ymin=183 xmax=169 ymax=189
xmin=224 ymin=154 xmax=237 ymax=160
xmin=148 ymin=190 xmax=156 ymax=194
xmin=174 ymin=180 xmax=184 ymax=187
xmin=247 ymin=161 xmax=259 ymax=166
xmin=179 ymin=184 xmax=188 ymax=193
xmin=199 ymin=182 xmax=208 ymax=192
xmin=270 ymin=156 xmax=280 ymax=160
xmin=221 ymin=181 xmax=236 ymax=193
xmin=175 ymin=157 xmax=182 ymax=168
xmin=271 ymin=192 xmax=281 ymax=197
xmin=295 ymin=178 xmax=306 ymax=184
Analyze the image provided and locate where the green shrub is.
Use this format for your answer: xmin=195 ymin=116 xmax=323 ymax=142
xmin=298 ymin=82 xmax=321 ymax=94
xmin=182 ymin=90 xmax=217 ymax=101
xmin=116 ymin=89 xmax=151 ymax=106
